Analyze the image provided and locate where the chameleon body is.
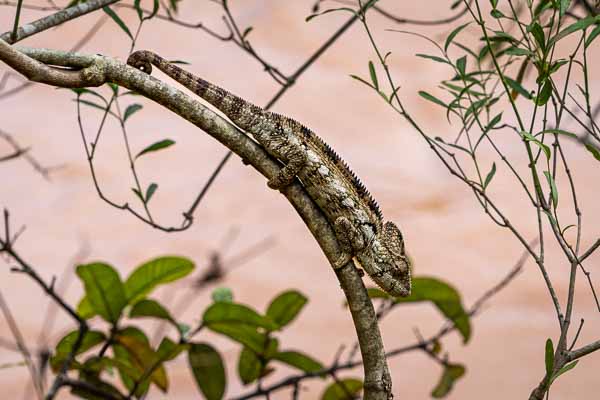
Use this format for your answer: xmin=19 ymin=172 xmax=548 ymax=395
xmin=127 ymin=50 xmax=411 ymax=297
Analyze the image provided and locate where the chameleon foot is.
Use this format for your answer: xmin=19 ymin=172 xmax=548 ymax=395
xmin=333 ymin=252 xmax=352 ymax=269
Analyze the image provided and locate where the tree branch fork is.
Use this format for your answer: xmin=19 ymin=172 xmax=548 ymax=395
xmin=0 ymin=41 xmax=393 ymax=399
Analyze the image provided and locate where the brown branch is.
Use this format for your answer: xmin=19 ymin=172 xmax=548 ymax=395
xmin=0 ymin=0 xmax=120 ymax=44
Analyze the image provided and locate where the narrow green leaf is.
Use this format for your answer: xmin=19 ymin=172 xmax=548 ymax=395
xmin=529 ymin=22 xmax=546 ymax=52
xmin=124 ymin=256 xmax=194 ymax=304
xmin=133 ymin=0 xmax=143 ymax=20
xmin=445 ymin=22 xmax=471 ymax=51
xmin=203 ymin=302 xmax=278 ymax=331
xmin=305 ymin=7 xmax=356 ymax=22
xmin=536 ymin=129 xmax=578 ymax=139
xmin=132 ymin=187 xmax=144 ymax=203
xmin=431 ymin=363 xmax=466 ymax=398
xmin=368 ymin=61 xmax=379 ymax=90
xmin=418 ymin=91 xmax=448 ymax=108
xmin=483 ymin=162 xmax=496 ymax=189
xmin=585 ymin=24 xmax=600 ymax=48
xmin=102 ymin=6 xmax=133 ymax=39
xmin=135 ymin=139 xmax=176 ymax=159
xmin=123 ymin=103 xmax=143 ymax=121
xmin=321 ymin=378 xmax=363 ymax=400
xmin=349 ymin=74 xmax=375 ymax=89
xmin=76 ymin=263 xmax=127 ymax=324
xmin=504 ymin=46 xmax=533 ymax=56
xmin=550 ymin=15 xmax=600 ymax=46
xmin=456 ymin=55 xmax=467 ymax=76
xmin=545 ymin=338 xmax=555 ymax=377
xmin=238 ymin=346 xmax=262 ymax=385
xmin=272 ymin=350 xmax=324 ymax=373
xmin=145 ymin=183 xmax=158 ymax=203
xmin=490 ymin=9 xmax=505 ymax=18
xmin=504 ymin=76 xmax=532 ymax=99
xmin=520 ymin=131 xmax=551 ymax=159
xmin=416 ymin=53 xmax=450 ymax=64
xmin=266 ymin=290 xmax=307 ymax=329
xmin=585 ymin=143 xmax=600 ymax=161
xmin=394 ymin=277 xmax=471 ymax=343
xmin=551 ymin=360 xmax=578 ymax=383
xmin=188 ymin=343 xmax=226 ymax=400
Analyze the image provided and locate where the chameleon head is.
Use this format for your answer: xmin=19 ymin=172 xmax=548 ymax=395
xmin=357 ymin=221 xmax=411 ymax=297
xmin=127 ymin=50 xmax=153 ymax=74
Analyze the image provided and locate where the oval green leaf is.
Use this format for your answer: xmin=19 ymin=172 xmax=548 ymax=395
xmin=204 ymin=302 xmax=278 ymax=331
xmin=135 ymin=139 xmax=176 ymax=159
xmin=272 ymin=350 xmax=324 ymax=374
xmin=431 ymin=363 xmax=466 ymax=398
xmin=76 ymin=262 xmax=127 ymax=324
xmin=188 ymin=343 xmax=226 ymax=400
xmin=321 ymin=378 xmax=363 ymax=400
xmin=266 ymin=290 xmax=308 ymax=328
xmin=124 ymin=256 xmax=194 ymax=304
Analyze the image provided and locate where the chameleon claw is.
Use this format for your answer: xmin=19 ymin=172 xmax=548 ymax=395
xmin=333 ymin=252 xmax=352 ymax=269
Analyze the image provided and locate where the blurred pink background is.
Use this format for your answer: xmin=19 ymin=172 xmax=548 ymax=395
xmin=1 ymin=1 xmax=599 ymax=398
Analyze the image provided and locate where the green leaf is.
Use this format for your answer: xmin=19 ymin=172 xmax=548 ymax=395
xmin=490 ymin=8 xmax=505 ymax=18
xmin=550 ymin=15 xmax=600 ymax=46
xmin=203 ymin=302 xmax=278 ymax=331
xmin=208 ymin=323 xmax=267 ymax=354
xmin=585 ymin=143 xmax=600 ymax=161
xmin=305 ymin=7 xmax=356 ymax=22
xmin=321 ymin=378 xmax=363 ymax=400
xmin=129 ymin=299 xmax=176 ymax=325
xmin=431 ymin=363 xmax=466 ymax=398
xmin=188 ymin=343 xmax=226 ymax=400
xmin=124 ymin=256 xmax=195 ymax=304
xmin=212 ymin=287 xmax=233 ymax=303
xmin=456 ymin=55 xmax=467 ymax=76
xmin=395 ymin=277 xmax=471 ymax=343
xmin=349 ymin=74 xmax=375 ymax=89
xmin=543 ymin=171 xmax=559 ymax=207
xmin=504 ymin=76 xmax=532 ymax=99
xmin=585 ymin=24 xmax=600 ymax=48
xmin=238 ymin=346 xmax=262 ymax=385
xmin=520 ymin=131 xmax=551 ymax=159
xmin=529 ymin=22 xmax=546 ymax=53
xmin=545 ymin=338 xmax=554 ymax=377
xmin=123 ymin=103 xmax=143 ymax=121
xmin=368 ymin=61 xmax=378 ymax=90
xmin=156 ymin=337 xmax=188 ymax=361
xmin=76 ymin=263 xmax=127 ymax=324
xmin=483 ymin=162 xmax=496 ymax=189
xmin=418 ymin=91 xmax=448 ymax=108
xmin=50 ymin=330 xmax=106 ymax=372
xmin=504 ymin=46 xmax=533 ymax=57
xmin=115 ymin=333 xmax=168 ymax=392
xmin=132 ymin=187 xmax=144 ymax=203
xmin=445 ymin=22 xmax=471 ymax=52
xmin=133 ymin=0 xmax=143 ymax=20
xmin=416 ymin=53 xmax=450 ymax=65
xmin=135 ymin=139 xmax=176 ymax=159
xmin=147 ymin=0 xmax=159 ymax=20
xmin=145 ymin=183 xmax=158 ymax=203
xmin=536 ymin=129 xmax=578 ymax=139
xmin=272 ymin=350 xmax=324 ymax=373
xmin=551 ymin=360 xmax=578 ymax=383
xmin=536 ymin=80 xmax=552 ymax=106
xmin=559 ymin=0 xmax=571 ymax=17
xmin=102 ymin=6 xmax=133 ymax=39
xmin=76 ymin=296 xmax=96 ymax=319
xmin=266 ymin=290 xmax=307 ymax=328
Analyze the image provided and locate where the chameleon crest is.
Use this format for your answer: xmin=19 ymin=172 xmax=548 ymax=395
xmin=127 ymin=50 xmax=411 ymax=297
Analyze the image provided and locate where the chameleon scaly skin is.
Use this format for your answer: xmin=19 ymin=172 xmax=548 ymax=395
xmin=127 ymin=50 xmax=411 ymax=297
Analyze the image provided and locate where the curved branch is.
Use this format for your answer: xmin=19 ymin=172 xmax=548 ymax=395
xmin=1 ymin=45 xmax=392 ymax=400
xmin=372 ymin=1 xmax=472 ymax=26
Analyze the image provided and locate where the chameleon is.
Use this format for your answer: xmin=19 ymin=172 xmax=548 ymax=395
xmin=127 ymin=50 xmax=411 ymax=297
